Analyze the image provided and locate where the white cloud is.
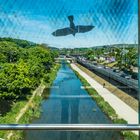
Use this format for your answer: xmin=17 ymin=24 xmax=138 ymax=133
xmin=0 ymin=12 xmax=138 ymax=48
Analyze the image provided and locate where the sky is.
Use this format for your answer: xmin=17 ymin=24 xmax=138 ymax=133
xmin=0 ymin=0 xmax=138 ymax=48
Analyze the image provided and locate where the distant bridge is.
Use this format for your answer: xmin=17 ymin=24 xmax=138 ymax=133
xmin=55 ymin=56 xmax=76 ymax=62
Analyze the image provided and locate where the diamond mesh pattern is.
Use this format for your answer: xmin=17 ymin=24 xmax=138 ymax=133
xmin=0 ymin=0 xmax=138 ymax=47
xmin=0 ymin=1 xmax=138 ymax=139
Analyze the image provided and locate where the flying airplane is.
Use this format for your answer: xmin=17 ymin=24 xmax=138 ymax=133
xmin=52 ymin=15 xmax=95 ymax=37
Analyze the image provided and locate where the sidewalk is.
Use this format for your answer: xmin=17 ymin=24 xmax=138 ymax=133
xmin=71 ymin=63 xmax=138 ymax=133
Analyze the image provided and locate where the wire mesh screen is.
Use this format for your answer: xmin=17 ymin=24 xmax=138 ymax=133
xmin=0 ymin=0 xmax=139 ymax=140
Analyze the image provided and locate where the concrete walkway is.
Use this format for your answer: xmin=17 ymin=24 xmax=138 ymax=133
xmin=71 ymin=63 xmax=138 ymax=134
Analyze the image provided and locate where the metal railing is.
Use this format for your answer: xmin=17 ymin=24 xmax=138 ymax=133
xmin=77 ymin=59 xmax=138 ymax=91
xmin=0 ymin=124 xmax=140 ymax=131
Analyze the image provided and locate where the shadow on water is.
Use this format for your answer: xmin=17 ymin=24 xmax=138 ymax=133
xmin=24 ymin=62 xmax=123 ymax=140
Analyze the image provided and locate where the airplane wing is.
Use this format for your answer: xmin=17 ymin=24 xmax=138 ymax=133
xmin=52 ymin=27 xmax=74 ymax=36
xmin=75 ymin=25 xmax=95 ymax=33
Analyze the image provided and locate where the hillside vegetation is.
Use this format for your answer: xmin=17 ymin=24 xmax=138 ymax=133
xmin=0 ymin=38 xmax=58 ymax=100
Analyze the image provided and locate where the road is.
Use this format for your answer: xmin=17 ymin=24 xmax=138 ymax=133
xmin=76 ymin=58 xmax=138 ymax=93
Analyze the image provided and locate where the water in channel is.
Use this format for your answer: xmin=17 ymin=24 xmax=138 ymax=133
xmin=24 ymin=62 xmax=122 ymax=140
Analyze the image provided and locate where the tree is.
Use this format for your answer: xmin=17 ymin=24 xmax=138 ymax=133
xmin=0 ymin=38 xmax=58 ymax=100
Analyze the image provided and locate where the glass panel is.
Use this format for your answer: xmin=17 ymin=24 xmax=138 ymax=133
xmin=0 ymin=0 xmax=138 ymax=140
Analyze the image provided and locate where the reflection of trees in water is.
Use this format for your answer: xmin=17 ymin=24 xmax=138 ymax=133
xmin=61 ymin=98 xmax=79 ymax=123
xmin=54 ymin=62 xmax=77 ymax=86
xmin=61 ymin=61 xmax=67 ymax=70
xmin=60 ymin=97 xmax=79 ymax=140
xmin=54 ymin=73 xmax=76 ymax=86
xmin=59 ymin=97 xmax=120 ymax=140
xmin=25 ymin=62 xmax=122 ymax=140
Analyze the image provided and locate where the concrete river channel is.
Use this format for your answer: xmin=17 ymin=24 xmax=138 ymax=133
xmin=24 ymin=62 xmax=122 ymax=140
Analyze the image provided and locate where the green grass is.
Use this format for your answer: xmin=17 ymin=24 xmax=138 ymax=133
xmin=73 ymin=70 xmax=138 ymax=140
xmin=106 ymin=62 xmax=117 ymax=67
xmin=4 ymin=95 xmax=42 ymax=140
xmin=0 ymin=101 xmax=27 ymax=138
xmin=0 ymin=63 xmax=60 ymax=140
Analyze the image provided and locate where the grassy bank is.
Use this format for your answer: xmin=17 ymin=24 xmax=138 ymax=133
xmin=0 ymin=63 xmax=60 ymax=140
xmin=76 ymin=63 xmax=138 ymax=111
xmin=71 ymin=66 xmax=138 ymax=140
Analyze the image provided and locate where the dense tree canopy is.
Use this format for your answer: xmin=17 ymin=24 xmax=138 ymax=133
xmin=0 ymin=38 xmax=58 ymax=100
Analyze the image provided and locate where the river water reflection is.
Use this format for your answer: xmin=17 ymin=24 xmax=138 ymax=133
xmin=24 ymin=62 xmax=122 ymax=140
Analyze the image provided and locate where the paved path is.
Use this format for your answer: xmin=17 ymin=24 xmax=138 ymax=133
xmin=6 ymin=85 xmax=45 ymax=140
xmin=71 ymin=63 xmax=138 ymax=134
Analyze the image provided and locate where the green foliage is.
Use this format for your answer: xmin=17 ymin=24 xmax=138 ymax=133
xmin=62 ymin=44 xmax=137 ymax=72
xmin=0 ymin=38 xmax=58 ymax=100
xmin=0 ymin=41 xmax=20 ymax=63
xmin=0 ymin=95 xmax=42 ymax=139
xmin=0 ymin=101 xmax=26 ymax=138
xmin=113 ymin=118 xmax=127 ymax=124
xmin=122 ymin=131 xmax=138 ymax=140
xmin=0 ymin=60 xmax=60 ymax=139
xmin=86 ymin=46 xmax=137 ymax=70
xmin=0 ymin=37 xmax=36 ymax=48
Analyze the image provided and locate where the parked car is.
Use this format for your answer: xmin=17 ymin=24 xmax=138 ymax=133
xmin=121 ymin=73 xmax=131 ymax=79
xmin=113 ymin=69 xmax=120 ymax=73
xmin=97 ymin=66 xmax=103 ymax=69
xmin=104 ymin=66 xmax=109 ymax=69
xmin=93 ymin=62 xmax=98 ymax=65
xmin=131 ymin=72 xmax=138 ymax=80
